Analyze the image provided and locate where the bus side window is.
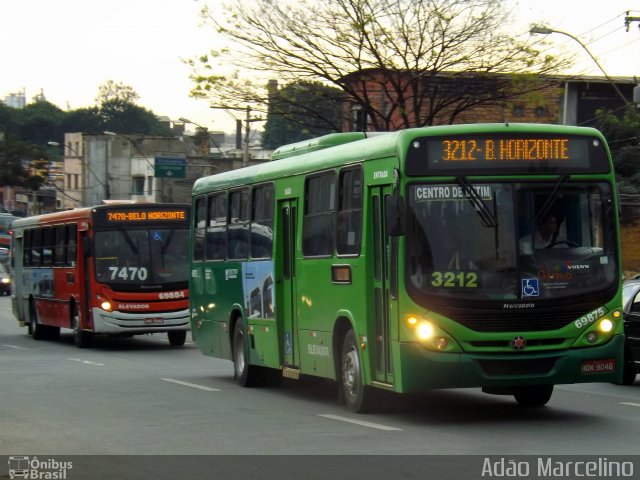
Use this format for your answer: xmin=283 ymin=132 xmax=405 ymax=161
xmin=54 ymin=225 xmax=65 ymax=266
xmin=42 ymin=227 xmax=54 ymax=266
xmin=31 ymin=228 xmax=42 ymax=266
xmin=23 ymin=229 xmax=32 ymax=267
xmin=66 ymin=224 xmax=77 ymax=267
xmin=193 ymin=196 xmax=206 ymax=261
xmin=206 ymin=193 xmax=226 ymax=260
xmin=228 ymin=189 xmax=249 ymax=260
xmin=251 ymin=184 xmax=274 ymax=259
xmin=303 ymin=172 xmax=336 ymax=257
xmin=336 ymin=166 xmax=362 ymax=256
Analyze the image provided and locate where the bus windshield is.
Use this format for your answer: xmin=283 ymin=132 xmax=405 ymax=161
xmin=94 ymin=227 xmax=189 ymax=288
xmin=406 ymin=181 xmax=617 ymax=303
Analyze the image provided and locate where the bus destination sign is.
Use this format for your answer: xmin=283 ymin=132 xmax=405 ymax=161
xmin=438 ymin=137 xmax=570 ymax=162
xmin=405 ymin=133 xmax=609 ymax=175
xmin=106 ymin=210 xmax=187 ymax=222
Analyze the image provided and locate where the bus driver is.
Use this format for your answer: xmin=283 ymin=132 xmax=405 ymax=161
xmin=520 ymin=213 xmax=563 ymax=254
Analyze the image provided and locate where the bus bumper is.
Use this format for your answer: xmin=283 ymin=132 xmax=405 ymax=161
xmin=394 ymin=334 xmax=624 ymax=392
xmin=91 ymin=307 xmax=191 ymax=334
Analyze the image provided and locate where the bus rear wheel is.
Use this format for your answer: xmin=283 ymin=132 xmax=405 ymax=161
xmin=340 ymin=329 xmax=372 ymax=413
xmin=513 ymin=385 xmax=553 ymax=407
xmin=29 ymin=302 xmax=44 ymax=340
xmin=233 ymin=320 xmax=258 ymax=387
xmin=168 ymin=330 xmax=187 ymax=346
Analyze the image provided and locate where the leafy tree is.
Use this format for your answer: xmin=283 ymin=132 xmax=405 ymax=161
xmin=99 ymin=99 xmax=171 ymax=135
xmin=13 ymin=100 xmax=66 ymax=146
xmin=0 ymin=81 xmax=171 ymax=191
xmin=63 ymin=106 xmax=103 ymax=135
xmin=262 ymin=81 xmax=343 ymax=148
xmin=596 ymin=106 xmax=640 ymax=193
xmin=95 ymin=80 xmax=140 ymax=105
xmin=189 ymin=0 xmax=569 ymax=131
xmin=0 ymin=134 xmax=49 ymax=190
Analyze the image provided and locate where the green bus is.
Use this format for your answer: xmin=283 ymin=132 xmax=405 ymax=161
xmin=190 ymin=123 xmax=623 ymax=412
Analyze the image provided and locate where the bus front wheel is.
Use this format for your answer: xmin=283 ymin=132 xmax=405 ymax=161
xmin=233 ymin=320 xmax=258 ymax=387
xmin=340 ymin=329 xmax=372 ymax=413
xmin=513 ymin=385 xmax=553 ymax=407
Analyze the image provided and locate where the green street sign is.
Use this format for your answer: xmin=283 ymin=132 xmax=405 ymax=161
xmin=154 ymin=156 xmax=186 ymax=178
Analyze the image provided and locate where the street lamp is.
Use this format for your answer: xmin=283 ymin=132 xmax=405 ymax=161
xmin=178 ymin=117 xmax=226 ymax=158
xmin=530 ymin=26 xmax=630 ymax=107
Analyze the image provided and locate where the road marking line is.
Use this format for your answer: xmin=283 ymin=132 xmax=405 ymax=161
xmin=160 ymin=378 xmax=220 ymax=391
xmin=318 ymin=414 xmax=402 ymax=431
xmin=2 ymin=344 xmax=29 ymax=350
xmin=621 ymin=402 xmax=640 ymax=408
xmin=67 ymin=357 xmax=105 ymax=366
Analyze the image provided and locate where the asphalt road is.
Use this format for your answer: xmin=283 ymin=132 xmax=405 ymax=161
xmin=1 ymin=294 xmax=639 ymax=476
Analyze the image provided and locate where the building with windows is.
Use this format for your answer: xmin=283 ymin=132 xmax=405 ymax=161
xmin=58 ymin=131 xmax=269 ymax=210
xmin=340 ymin=70 xmax=636 ymax=131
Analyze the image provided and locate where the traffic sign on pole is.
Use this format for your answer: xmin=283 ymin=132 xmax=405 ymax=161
xmin=154 ymin=156 xmax=186 ymax=178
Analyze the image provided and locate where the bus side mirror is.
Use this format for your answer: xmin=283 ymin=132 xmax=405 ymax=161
xmin=385 ymin=194 xmax=406 ymax=237
xmin=83 ymin=236 xmax=92 ymax=257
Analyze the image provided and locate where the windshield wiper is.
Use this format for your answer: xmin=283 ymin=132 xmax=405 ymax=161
xmin=456 ymin=176 xmax=498 ymax=228
xmin=118 ymin=227 xmax=139 ymax=255
xmin=533 ymin=174 xmax=569 ymax=225
xmin=160 ymin=229 xmax=175 ymax=255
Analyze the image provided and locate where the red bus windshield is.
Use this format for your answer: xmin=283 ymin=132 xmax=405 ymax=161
xmin=94 ymin=227 xmax=189 ymax=290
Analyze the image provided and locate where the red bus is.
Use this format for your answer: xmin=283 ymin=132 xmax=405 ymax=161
xmin=10 ymin=202 xmax=191 ymax=347
xmin=0 ymin=212 xmax=19 ymax=250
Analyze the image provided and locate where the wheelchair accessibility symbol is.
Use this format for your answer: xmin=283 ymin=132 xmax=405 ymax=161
xmin=521 ymin=278 xmax=540 ymax=297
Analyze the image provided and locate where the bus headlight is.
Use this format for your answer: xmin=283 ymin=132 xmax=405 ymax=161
xmin=416 ymin=321 xmax=434 ymax=340
xmin=101 ymin=301 xmax=112 ymax=312
xmin=598 ymin=318 xmax=613 ymax=333
xmin=405 ymin=316 xmax=461 ymax=352
xmin=573 ymin=315 xmax=617 ymax=348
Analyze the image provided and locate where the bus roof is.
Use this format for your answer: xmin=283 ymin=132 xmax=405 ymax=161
xmin=192 ymin=123 xmax=606 ymax=194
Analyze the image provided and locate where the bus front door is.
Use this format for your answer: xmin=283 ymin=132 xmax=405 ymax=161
xmin=369 ymin=186 xmax=395 ymax=385
xmin=277 ymin=198 xmax=298 ymax=369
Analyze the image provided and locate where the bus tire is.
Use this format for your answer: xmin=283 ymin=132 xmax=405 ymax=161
xmin=168 ymin=330 xmax=187 ymax=346
xmin=72 ymin=306 xmax=91 ymax=348
xmin=233 ymin=320 xmax=258 ymax=387
xmin=513 ymin=385 xmax=553 ymax=407
xmin=340 ymin=329 xmax=372 ymax=413
xmin=29 ymin=302 xmax=44 ymax=341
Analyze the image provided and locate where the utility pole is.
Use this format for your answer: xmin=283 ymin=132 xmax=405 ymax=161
xmin=210 ymin=105 xmax=263 ymax=164
xmin=244 ymin=106 xmax=251 ymax=164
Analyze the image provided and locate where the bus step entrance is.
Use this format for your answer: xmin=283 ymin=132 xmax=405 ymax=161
xmin=282 ymin=367 xmax=300 ymax=380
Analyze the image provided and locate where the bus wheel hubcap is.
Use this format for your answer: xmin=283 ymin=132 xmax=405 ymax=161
xmin=343 ymin=348 xmax=359 ymax=398
xmin=235 ymin=334 xmax=245 ymax=374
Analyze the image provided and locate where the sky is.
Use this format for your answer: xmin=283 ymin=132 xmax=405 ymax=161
xmin=1 ymin=0 xmax=639 ymax=135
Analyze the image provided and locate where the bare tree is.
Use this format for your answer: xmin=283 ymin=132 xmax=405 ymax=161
xmin=188 ymin=0 xmax=569 ymax=130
